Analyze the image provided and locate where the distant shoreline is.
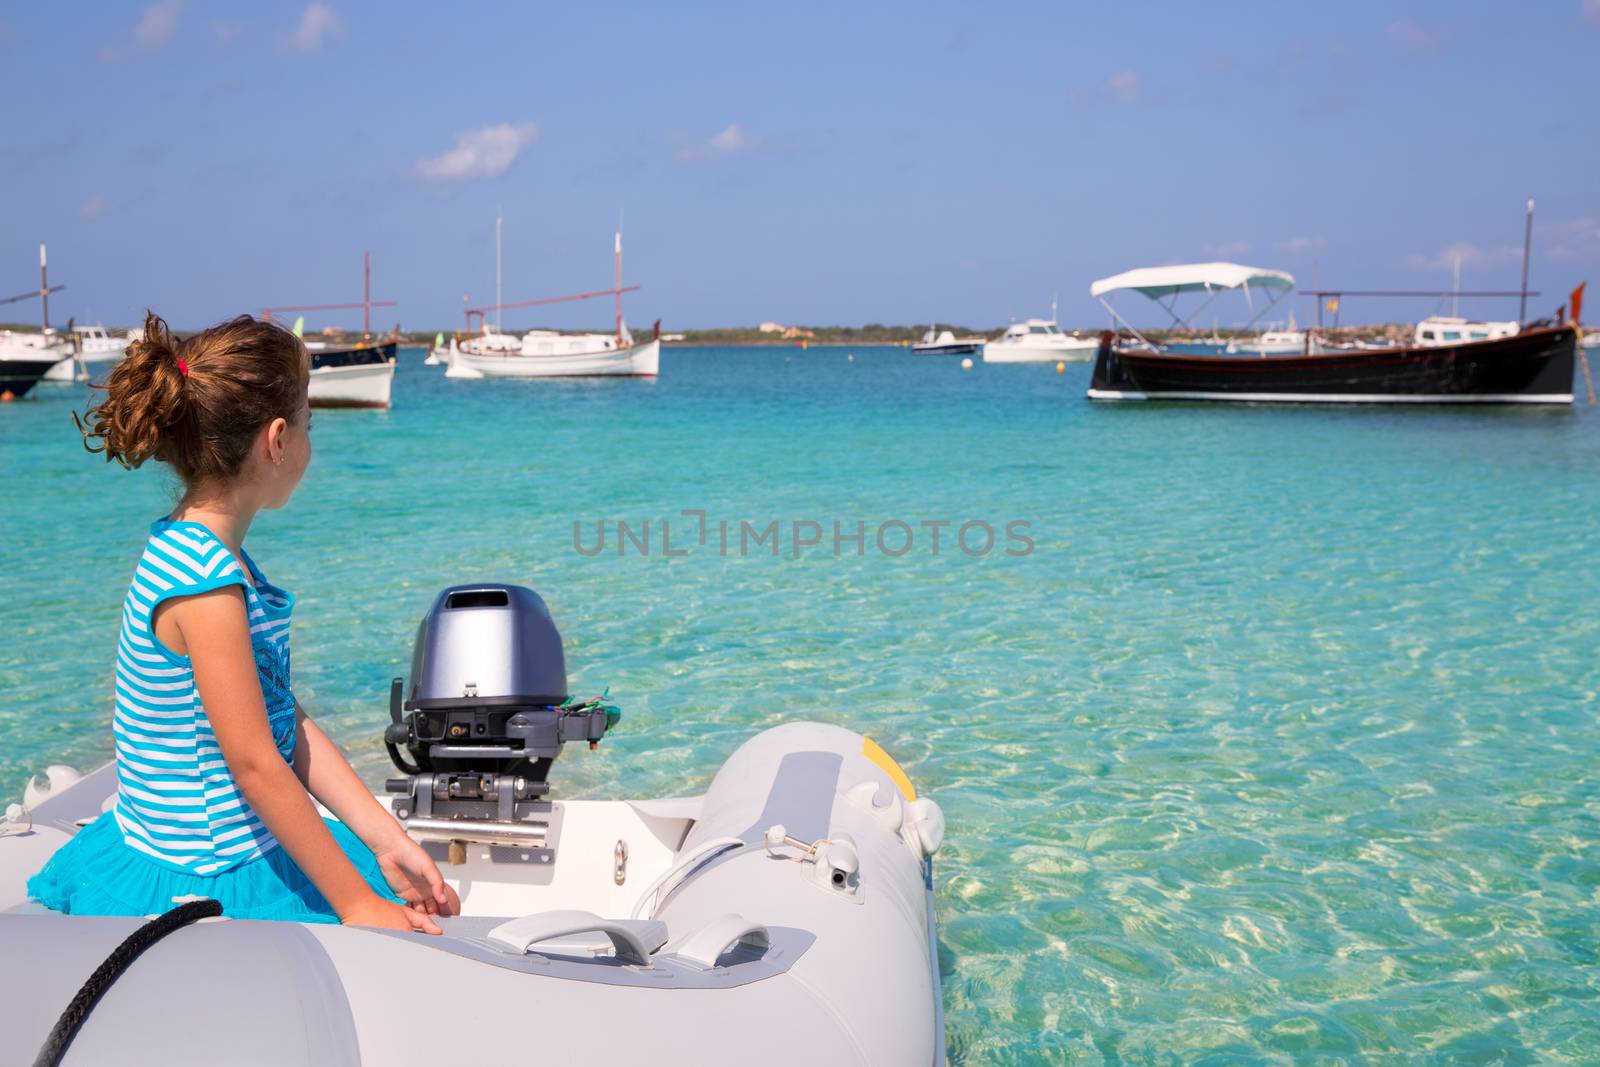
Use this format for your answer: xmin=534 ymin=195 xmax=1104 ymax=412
xmin=5 ymin=321 xmax=1459 ymax=348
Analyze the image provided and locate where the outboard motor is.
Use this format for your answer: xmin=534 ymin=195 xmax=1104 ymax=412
xmin=383 ymin=584 xmax=617 ymax=864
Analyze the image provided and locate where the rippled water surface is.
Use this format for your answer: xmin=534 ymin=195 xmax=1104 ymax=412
xmin=4 ymin=347 xmax=1599 ymax=1062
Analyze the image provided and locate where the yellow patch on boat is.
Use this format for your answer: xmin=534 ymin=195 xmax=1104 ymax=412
xmin=862 ymin=736 xmax=915 ymax=801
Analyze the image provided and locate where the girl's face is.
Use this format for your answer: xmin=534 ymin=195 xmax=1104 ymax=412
xmin=260 ymin=398 xmax=312 ymax=510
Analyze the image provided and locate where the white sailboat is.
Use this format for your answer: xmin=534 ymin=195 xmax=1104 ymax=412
xmin=447 ymin=224 xmax=660 ymax=379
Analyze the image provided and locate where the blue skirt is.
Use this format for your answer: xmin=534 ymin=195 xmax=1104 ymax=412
xmin=27 ymin=812 xmax=404 ymax=923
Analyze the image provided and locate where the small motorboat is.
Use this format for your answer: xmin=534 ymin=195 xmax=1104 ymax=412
xmin=0 ymin=583 xmax=946 ymax=1065
xmin=1224 ymin=327 xmax=1307 ymax=356
xmin=44 ymin=324 xmax=133 ymax=382
xmin=306 ymin=339 xmax=398 ymax=408
xmin=911 ymin=328 xmax=983 ymax=357
xmin=983 ymin=302 xmax=1098 ymax=363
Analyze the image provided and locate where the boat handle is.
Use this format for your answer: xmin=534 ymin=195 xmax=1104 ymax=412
xmin=672 ymin=914 xmax=770 ymax=968
xmin=487 ymin=910 xmax=666 ymax=965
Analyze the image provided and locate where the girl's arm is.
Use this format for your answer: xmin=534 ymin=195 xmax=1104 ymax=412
xmin=292 ymin=707 xmax=456 ymax=916
xmin=169 ymin=587 xmax=441 ymax=933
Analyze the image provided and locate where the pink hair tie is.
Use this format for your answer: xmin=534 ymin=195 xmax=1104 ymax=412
xmin=176 ymin=358 xmax=189 ymax=377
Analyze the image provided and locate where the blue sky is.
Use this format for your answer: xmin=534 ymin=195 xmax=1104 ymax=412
xmin=3 ymin=1 xmax=1597 ymax=331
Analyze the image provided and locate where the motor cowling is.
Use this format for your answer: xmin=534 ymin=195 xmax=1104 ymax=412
xmin=384 ymin=585 xmax=615 ymax=852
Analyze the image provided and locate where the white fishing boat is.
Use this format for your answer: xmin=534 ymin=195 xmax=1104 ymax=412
xmin=447 ymin=331 xmax=660 ymax=379
xmin=911 ymin=329 xmax=983 ymax=356
xmin=983 ymin=302 xmax=1099 ymax=363
xmin=446 ymin=225 xmax=660 ymax=379
xmin=0 ymin=584 xmax=946 ymax=1066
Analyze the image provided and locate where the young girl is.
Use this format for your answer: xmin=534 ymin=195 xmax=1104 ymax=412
xmin=30 ymin=312 xmax=458 ymax=932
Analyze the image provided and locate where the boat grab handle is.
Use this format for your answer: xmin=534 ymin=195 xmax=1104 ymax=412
xmin=487 ymin=910 xmax=667 ymax=965
xmin=672 ymin=914 xmax=770 ymax=968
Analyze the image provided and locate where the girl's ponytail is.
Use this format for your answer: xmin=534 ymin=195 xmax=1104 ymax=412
xmin=74 ymin=311 xmax=308 ymax=485
xmin=75 ymin=311 xmax=191 ymax=470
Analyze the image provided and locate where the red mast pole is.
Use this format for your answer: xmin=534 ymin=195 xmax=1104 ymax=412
xmin=363 ymin=251 xmax=371 ymax=339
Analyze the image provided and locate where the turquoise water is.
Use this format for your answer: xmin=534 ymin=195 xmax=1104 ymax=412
xmin=4 ymin=347 xmax=1600 ymax=1062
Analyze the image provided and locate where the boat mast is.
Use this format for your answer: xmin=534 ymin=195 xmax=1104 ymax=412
xmin=495 ymin=207 xmax=503 ymax=334
xmin=39 ymin=243 xmax=49 ymax=332
xmin=1518 ymin=198 xmax=1533 ymax=325
xmin=614 ymin=228 xmax=623 ymax=343
xmin=363 ymin=250 xmax=371 ymax=339
xmin=1451 ymin=253 xmax=1461 ymax=318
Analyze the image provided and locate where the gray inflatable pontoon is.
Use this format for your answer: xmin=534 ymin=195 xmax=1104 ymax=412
xmin=0 ymin=585 xmax=946 ymax=1067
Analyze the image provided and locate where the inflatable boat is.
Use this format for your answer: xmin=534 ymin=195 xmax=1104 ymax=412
xmin=0 ymin=584 xmax=946 ymax=1066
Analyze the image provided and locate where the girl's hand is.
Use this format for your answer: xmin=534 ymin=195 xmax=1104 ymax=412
xmin=373 ymin=834 xmax=460 ymax=917
xmin=339 ymin=893 xmax=443 ymax=935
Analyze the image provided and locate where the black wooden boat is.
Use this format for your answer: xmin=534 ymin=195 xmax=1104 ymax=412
xmin=0 ymin=356 xmax=60 ymax=400
xmin=1086 ymin=325 xmax=1577 ymax=405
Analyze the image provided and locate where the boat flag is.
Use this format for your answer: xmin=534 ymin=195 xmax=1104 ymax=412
xmin=1325 ymin=297 xmax=1339 ymax=314
xmin=292 ymin=315 xmax=304 ymax=338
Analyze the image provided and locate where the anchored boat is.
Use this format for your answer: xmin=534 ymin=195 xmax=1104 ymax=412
xmin=911 ymin=328 xmax=983 ymax=357
xmin=0 ymin=584 xmax=945 ymax=1066
xmin=446 ymin=331 xmax=660 ymax=379
xmin=264 ymin=252 xmax=401 ymax=409
xmin=1088 ymin=261 xmax=1583 ymax=404
xmin=306 ymin=339 xmax=398 ymax=408
xmin=446 ymin=225 xmax=660 ymax=379
xmin=1 ymin=242 xmax=74 ymax=396
xmin=983 ymin=300 xmax=1098 ymax=363
xmin=1088 ymin=324 xmax=1578 ymax=404
xmin=0 ymin=332 xmax=69 ymax=399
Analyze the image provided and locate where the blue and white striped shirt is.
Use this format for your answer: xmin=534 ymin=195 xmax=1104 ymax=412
xmin=112 ymin=519 xmax=297 ymax=874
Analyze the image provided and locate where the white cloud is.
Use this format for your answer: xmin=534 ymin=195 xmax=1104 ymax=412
xmin=1104 ymin=70 xmax=1141 ymax=106
xmin=1406 ymin=241 xmax=1522 ymax=272
xmin=98 ymin=0 xmax=185 ymax=62
xmin=285 ymin=3 xmax=344 ymax=53
xmin=1278 ymin=236 xmax=1324 ymax=255
xmin=1544 ymin=216 xmax=1600 ymax=259
xmin=1070 ymin=70 xmax=1143 ymax=113
xmin=709 ymin=124 xmax=749 ymax=152
xmin=676 ymin=123 xmax=760 ymax=161
xmin=415 ymin=122 xmax=539 ymax=181
xmin=1210 ymin=240 xmax=1252 ymax=258
xmin=80 ymin=195 xmax=107 ymax=220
